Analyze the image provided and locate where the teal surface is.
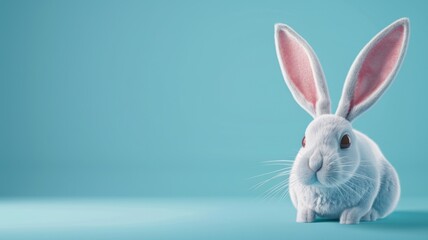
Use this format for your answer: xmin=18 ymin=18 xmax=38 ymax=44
xmin=0 ymin=0 xmax=428 ymax=238
xmin=0 ymin=198 xmax=427 ymax=239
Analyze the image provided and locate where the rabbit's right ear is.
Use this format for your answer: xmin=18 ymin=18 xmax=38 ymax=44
xmin=275 ymin=24 xmax=331 ymax=118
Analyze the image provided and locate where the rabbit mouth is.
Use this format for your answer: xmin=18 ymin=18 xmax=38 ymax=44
xmin=298 ymin=170 xmax=326 ymax=187
xmin=306 ymin=167 xmax=351 ymax=188
xmin=315 ymin=169 xmax=355 ymax=188
xmin=310 ymin=172 xmax=330 ymax=187
xmin=294 ymin=153 xmax=356 ymax=187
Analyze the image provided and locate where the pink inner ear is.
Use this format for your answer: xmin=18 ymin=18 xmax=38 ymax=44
xmin=351 ymin=25 xmax=405 ymax=107
xmin=278 ymin=30 xmax=317 ymax=107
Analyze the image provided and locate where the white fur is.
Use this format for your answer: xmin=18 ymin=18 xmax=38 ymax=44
xmin=275 ymin=19 xmax=408 ymax=224
xmin=289 ymin=115 xmax=400 ymax=224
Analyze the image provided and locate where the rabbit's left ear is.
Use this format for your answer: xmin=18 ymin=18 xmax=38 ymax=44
xmin=336 ymin=18 xmax=410 ymax=121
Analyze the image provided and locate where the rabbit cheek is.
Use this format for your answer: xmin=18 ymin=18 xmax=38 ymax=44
xmin=329 ymin=162 xmax=355 ymax=185
xmin=319 ymin=160 xmax=345 ymax=186
xmin=325 ymin=169 xmax=343 ymax=186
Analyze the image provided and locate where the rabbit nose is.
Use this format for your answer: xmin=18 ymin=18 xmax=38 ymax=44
xmin=309 ymin=152 xmax=323 ymax=172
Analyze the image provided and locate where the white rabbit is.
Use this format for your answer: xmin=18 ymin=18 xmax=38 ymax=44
xmin=274 ymin=18 xmax=409 ymax=224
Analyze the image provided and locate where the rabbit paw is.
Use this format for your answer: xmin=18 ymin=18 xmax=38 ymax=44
xmin=340 ymin=208 xmax=364 ymax=224
xmin=296 ymin=208 xmax=315 ymax=223
xmin=361 ymin=209 xmax=379 ymax=222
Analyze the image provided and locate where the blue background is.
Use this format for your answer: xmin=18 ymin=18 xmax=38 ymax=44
xmin=0 ymin=0 xmax=427 ymax=239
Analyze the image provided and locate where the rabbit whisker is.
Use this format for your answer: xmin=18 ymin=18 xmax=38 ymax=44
xmin=248 ymin=167 xmax=292 ymax=180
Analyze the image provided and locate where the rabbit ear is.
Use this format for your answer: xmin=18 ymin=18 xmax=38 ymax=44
xmin=275 ymin=24 xmax=331 ymax=118
xmin=336 ymin=18 xmax=410 ymax=121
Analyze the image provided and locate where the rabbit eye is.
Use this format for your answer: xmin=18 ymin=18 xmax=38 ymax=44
xmin=302 ymin=136 xmax=306 ymax=148
xmin=340 ymin=134 xmax=351 ymax=149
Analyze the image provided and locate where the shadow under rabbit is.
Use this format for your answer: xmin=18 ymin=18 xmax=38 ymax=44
xmin=355 ymin=210 xmax=428 ymax=231
xmin=311 ymin=210 xmax=428 ymax=231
